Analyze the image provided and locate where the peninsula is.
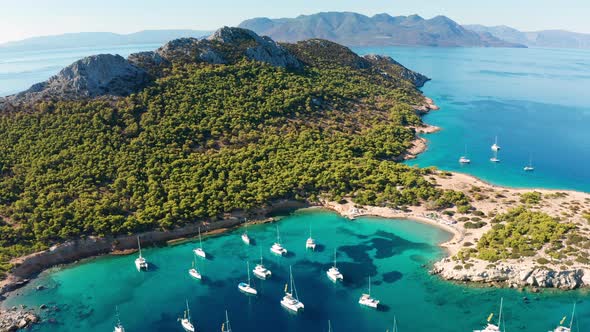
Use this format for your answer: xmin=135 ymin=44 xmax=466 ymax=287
xmin=0 ymin=26 xmax=589 ymax=303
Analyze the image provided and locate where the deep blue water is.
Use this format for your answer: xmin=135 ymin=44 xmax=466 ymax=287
xmin=354 ymin=46 xmax=590 ymax=193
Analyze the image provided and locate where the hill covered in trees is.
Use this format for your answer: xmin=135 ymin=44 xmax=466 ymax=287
xmin=0 ymin=27 xmax=468 ymax=278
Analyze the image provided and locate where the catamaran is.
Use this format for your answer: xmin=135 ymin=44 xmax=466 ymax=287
xmin=238 ymin=261 xmax=258 ymax=295
xmin=326 ymin=249 xmax=344 ymax=282
xmin=281 ymin=266 xmax=304 ymax=313
xmin=241 ymin=221 xmax=251 ymax=245
xmin=270 ymin=225 xmax=287 ymax=256
xmin=134 ymin=236 xmax=148 ymax=271
xmin=188 ymin=254 xmax=202 ymax=280
xmin=113 ymin=307 xmax=125 ymax=332
xmin=253 ymin=248 xmax=272 ymax=279
xmin=358 ymin=276 xmax=379 ymax=308
xmin=180 ymin=300 xmax=196 ymax=332
xmin=491 ymin=136 xmax=501 ymax=152
xmin=551 ymin=303 xmax=576 ymax=332
xmin=221 ymin=310 xmax=232 ymax=332
xmin=490 ymin=149 xmax=500 ymax=163
xmin=193 ymin=227 xmax=207 ymax=258
xmin=306 ymin=226 xmax=316 ymax=250
xmin=474 ymin=298 xmax=504 ymax=332
xmin=524 ymin=155 xmax=534 ymax=171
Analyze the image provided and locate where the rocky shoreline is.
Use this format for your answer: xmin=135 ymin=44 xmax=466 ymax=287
xmin=0 ymin=307 xmax=38 ymax=332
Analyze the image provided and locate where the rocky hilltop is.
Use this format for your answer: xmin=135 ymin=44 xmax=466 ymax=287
xmin=0 ymin=26 xmax=430 ymax=111
xmin=239 ymin=12 xmax=526 ymax=48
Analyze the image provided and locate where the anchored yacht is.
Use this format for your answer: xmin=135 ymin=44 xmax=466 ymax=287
xmin=193 ymin=227 xmax=207 ymax=258
xmin=474 ymin=298 xmax=504 ymax=332
xmin=238 ymin=261 xmax=258 ymax=295
xmin=134 ymin=236 xmax=148 ymax=271
xmin=270 ymin=225 xmax=287 ymax=256
xmin=180 ymin=300 xmax=195 ymax=332
xmin=281 ymin=266 xmax=304 ymax=313
xmin=358 ymin=276 xmax=379 ymax=308
xmin=253 ymin=249 xmax=272 ymax=279
xmin=326 ymin=249 xmax=344 ymax=282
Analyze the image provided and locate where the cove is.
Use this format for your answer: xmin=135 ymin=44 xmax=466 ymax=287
xmin=2 ymin=209 xmax=588 ymax=331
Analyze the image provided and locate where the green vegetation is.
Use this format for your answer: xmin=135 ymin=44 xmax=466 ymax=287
xmin=0 ymin=55 xmax=469 ymax=277
xmin=476 ymin=207 xmax=576 ymax=262
xmin=520 ymin=191 xmax=542 ymax=205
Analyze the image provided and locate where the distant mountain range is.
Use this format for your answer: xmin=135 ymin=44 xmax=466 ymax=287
xmin=0 ymin=30 xmax=212 ymax=51
xmin=464 ymin=25 xmax=590 ymax=49
xmin=238 ymin=12 xmax=526 ymax=48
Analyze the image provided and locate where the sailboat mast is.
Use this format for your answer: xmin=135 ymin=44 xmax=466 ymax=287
xmin=334 ymin=249 xmax=337 ymax=268
xmin=569 ymin=302 xmax=576 ymax=329
xmin=368 ymin=276 xmax=371 ymax=295
xmin=137 ymin=236 xmax=142 ymax=258
xmin=186 ymin=299 xmax=191 ymax=322
xmin=247 ymin=261 xmax=251 ymax=284
xmin=497 ymin=298 xmax=503 ymax=327
xmin=276 ymin=225 xmax=280 ymax=243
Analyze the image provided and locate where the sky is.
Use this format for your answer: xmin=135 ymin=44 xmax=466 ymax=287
xmin=1 ymin=0 xmax=589 ymax=43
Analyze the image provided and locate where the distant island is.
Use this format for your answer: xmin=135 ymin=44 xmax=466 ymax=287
xmin=239 ymin=12 xmax=526 ymax=48
xmin=0 ymin=29 xmax=212 ymax=52
xmin=464 ymin=25 xmax=590 ymax=49
xmin=0 ymin=26 xmax=589 ymax=305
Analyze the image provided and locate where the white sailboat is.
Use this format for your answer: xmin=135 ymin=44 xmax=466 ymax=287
xmin=358 ymin=276 xmax=379 ymax=308
xmin=113 ymin=307 xmax=125 ymax=332
xmin=241 ymin=221 xmax=251 ymax=245
xmin=188 ymin=254 xmax=202 ymax=280
xmin=328 ymin=320 xmax=333 ymax=332
xmin=459 ymin=145 xmax=471 ymax=164
xmin=306 ymin=226 xmax=316 ymax=250
xmin=270 ymin=225 xmax=287 ymax=256
xmin=550 ymin=303 xmax=576 ymax=332
xmin=491 ymin=136 xmax=501 ymax=152
xmin=280 ymin=266 xmax=304 ymax=313
xmin=253 ymin=248 xmax=272 ymax=279
xmin=134 ymin=236 xmax=148 ymax=271
xmin=474 ymin=298 xmax=504 ymax=332
xmin=490 ymin=150 xmax=500 ymax=163
xmin=193 ymin=227 xmax=207 ymax=258
xmin=238 ymin=261 xmax=258 ymax=295
xmin=180 ymin=300 xmax=196 ymax=332
xmin=221 ymin=310 xmax=232 ymax=332
xmin=326 ymin=249 xmax=344 ymax=282
xmin=524 ymin=155 xmax=534 ymax=172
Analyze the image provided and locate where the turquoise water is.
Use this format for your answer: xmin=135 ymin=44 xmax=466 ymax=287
xmin=354 ymin=47 xmax=590 ymax=193
xmin=3 ymin=210 xmax=588 ymax=331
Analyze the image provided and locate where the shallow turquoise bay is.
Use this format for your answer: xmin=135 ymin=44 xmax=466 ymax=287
xmin=3 ymin=210 xmax=588 ymax=331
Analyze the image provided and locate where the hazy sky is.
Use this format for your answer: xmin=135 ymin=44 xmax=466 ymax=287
xmin=1 ymin=0 xmax=589 ymax=43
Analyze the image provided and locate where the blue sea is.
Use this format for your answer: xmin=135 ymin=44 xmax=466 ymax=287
xmin=354 ymin=46 xmax=590 ymax=193
xmin=1 ymin=45 xmax=590 ymax=331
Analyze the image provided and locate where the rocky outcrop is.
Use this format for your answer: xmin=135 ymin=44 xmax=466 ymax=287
xmin=364 ymin=54 xmax=430 ymax=87
xmin=1 ymin=54 xmax=150 ymax=109
xmin=432 ymin=258 xmax=586 ymax=290
xmin=0 ymin=307 xmax=39 ymax=331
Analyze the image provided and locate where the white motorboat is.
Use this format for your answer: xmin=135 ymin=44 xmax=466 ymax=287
xmin=238 ymin=261 xmax=258 ymax=295
xmin=474 ymin=298 xmax=504 ymax=332
xmin=550 ymin=303 xmax=576 ymax=332
xmin=253 ymin=249 xmax=272 ymax=279
xmin=134 ymin=236 xmax=148 ymax=271
xmin=306 ymin=226 xmax=316 ymax=250
xmin=241 ymin=221 xmax=251 ymax=245
xmin=180 ymin=300 xmax=196 ymax=332
xmin=270 ymin=225 xmax=287 ymax=256
xmin=193 ymin=227 xmax=207 ymax=258
xmin=281 ymin=266 xmax=304 ymax=313
xmin=113 ymin=307 xmax=125 ymax=332
xmin=326 ymin=249 xmax=343 ymax=282
xmin=358 ymin=276 xmax=379 ymax=308
xmin=188 ymin=255 xmax=202 ymax=280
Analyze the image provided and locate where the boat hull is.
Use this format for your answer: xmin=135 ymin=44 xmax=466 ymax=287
xmin=193 ymin=248 xmax=206 ymax=258
xmin=281 ymin=298 xmax=304 ymax=313
xmin=238 ymin=283 xmax=258 ymax=295
xmin=181 ymin=319 xmax=195 ymax=332
xmin=253 ymin=266 xmax=271 ymax=279
xmin=188 ymin=269 xmax=202 ymax=280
